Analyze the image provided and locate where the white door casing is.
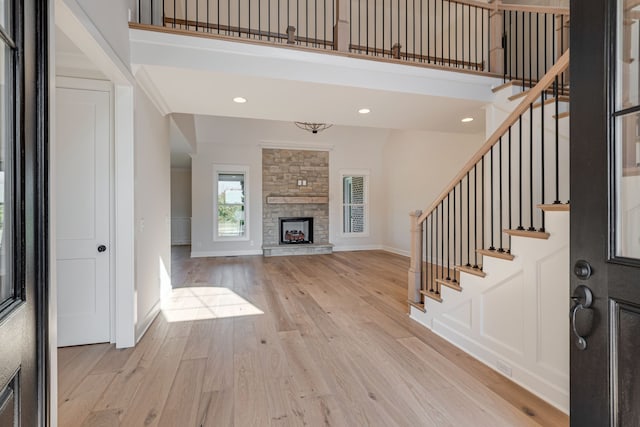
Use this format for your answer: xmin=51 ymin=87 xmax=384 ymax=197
xmin=55 ymin=85 xmax=111 ymax=347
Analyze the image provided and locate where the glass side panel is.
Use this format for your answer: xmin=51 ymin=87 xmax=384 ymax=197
xmin=0 ymin=0 xmax=9 ymax=37
xmin=615 ymin=112 xmax=640 ymax=259
xmin=217 ymin=173 xmax=245 ymax=238
xmin=617 ymin=0 xmax=640 ymax=109
xmin=0 ymin=39 xmax=12 ymax=308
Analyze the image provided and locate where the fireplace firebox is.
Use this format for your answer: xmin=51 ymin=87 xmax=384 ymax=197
xmin=280 ymin=217 xmax=313 ymax=244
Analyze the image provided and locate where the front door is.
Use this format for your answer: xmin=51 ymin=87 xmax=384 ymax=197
xmin=571 ymin=0 xmax=640 ymax=424
xmin=55 ymin=84 xmax=111 ymax=347
xmin=0 ymin=0 xmax=49 ymax=424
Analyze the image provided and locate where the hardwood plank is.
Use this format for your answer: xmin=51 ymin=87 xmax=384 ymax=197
xmin=58 ymin=343 xmax=111 ymax=401
xmin=60 ymin=249 xmax=568 ymax=426
xmin=196 ymin=391 xmax=234 ymax=427
xmin=119 ymin=337 xmax=188 ymax=426
xmin=158 ymin=358 xmax=206 ymax=426
xmin=59 ymin=373 xmax=116 ymax=427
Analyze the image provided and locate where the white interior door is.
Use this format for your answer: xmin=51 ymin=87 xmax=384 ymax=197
xmin=56 ymin=85 xmax=111 ymax=347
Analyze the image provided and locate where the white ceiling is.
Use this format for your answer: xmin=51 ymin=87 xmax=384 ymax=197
xmin=131 ymin=29 xmax=502 ymax=135
xmin=138 ymin=65 xmax=487 ymax=134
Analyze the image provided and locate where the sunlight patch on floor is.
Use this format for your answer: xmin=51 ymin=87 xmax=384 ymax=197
xmin=161 ymin=286 xmax=263 ymax=322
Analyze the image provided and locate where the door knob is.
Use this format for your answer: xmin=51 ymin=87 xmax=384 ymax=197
xmin=574 ymin=260 xmax=592 ymax=280
xmin=97 ymin=245 xmax=107 ymax=253
xmin=570 ymin=285 xmax=593 ymax=350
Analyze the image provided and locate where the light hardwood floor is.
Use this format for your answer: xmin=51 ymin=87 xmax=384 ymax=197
xmin=58 ymin=248 xmax=569 ymax=426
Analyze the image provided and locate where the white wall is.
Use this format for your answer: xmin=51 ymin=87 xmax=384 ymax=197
xmin=171 ymin=168 xmax=193 ymax=245
xmin=171 ymin=168 xmax=192 ymax=217
xmin=134 ymin=85 xmax=171 ymax=340
xmin=382 ymin=129 xmax=485 ymax=256
xmin=190 ymin=116 xmax=389 ymax=256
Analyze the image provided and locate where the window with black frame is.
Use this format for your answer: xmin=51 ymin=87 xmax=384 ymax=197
xmin=0 ymin=0 xmax=18 ymax=314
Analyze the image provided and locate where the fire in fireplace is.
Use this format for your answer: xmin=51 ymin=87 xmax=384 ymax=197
xmin=280 ymin=217 xmax=314 ymax=244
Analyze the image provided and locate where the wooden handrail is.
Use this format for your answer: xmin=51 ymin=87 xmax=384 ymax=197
xmin=417 ymin=49 xmax=569 ymax=225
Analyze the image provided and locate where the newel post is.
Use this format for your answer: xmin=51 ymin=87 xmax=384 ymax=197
xmin=333 ymin=0 xmax=350 ymax=52
xmin=408 ymin=210 xmax=423 ymax=304
xmin=488 ymin=0 xmax=504 ymax=75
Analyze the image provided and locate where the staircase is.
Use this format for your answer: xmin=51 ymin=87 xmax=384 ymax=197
xmin=407 ymin=52 xmax=570 ymax=412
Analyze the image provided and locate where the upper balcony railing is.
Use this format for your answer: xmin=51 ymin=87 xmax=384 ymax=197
xmin=133 ymin=0 xmax=569 ymax=84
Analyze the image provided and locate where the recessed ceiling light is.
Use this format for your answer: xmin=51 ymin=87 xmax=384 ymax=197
xmin=461 ymin=117 xmax=474 ymax=123
xmin=233 ymin=97 xmax=247 ymax=104
xmin=358 ymin=108 xmax=371 ymax=114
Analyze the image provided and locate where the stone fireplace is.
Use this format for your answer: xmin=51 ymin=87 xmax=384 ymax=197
xmin=262 ymin=148 xmax=333 ymax=256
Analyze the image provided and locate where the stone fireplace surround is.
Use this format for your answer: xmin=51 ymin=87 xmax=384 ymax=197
xmin=262 ymin=148 xmax=333 ymax=256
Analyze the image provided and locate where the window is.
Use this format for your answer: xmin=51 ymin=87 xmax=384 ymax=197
xmin=0 ymin=0 xmax=20 ymax=316
xmin=214 ymin=165 xmax=249 ymax=240
xmin=342 ymin=171 xmax=369 ymax=235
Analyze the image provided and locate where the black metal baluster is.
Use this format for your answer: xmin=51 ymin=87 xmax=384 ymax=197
xmin=508 ymin=126 xmax=512 ymax=252
xmin=459 ymin=179 xmax=463 ymax=268
xmin=473 ymin=165 xmax=478 ymax=268
xmin=441 ymin=0 xmax=444 ymax=65
xmin=431 ymin=211 xmax=435 ymax=292
xmin=314 ymin=0 xmax=317 ymax=46
xmin=452 ymin=186 xmax=457 ymax=282
xmin=481 ymin=156 xmax=485 ymax=259
xmin=521 ymin=11 xmax=525 ymax=84
xmin=440 ymin=200 xmax=444 ymax=286
xmin=218 ymin=0 xmax=221 ymax=34
xmin=455 ymin=2 xmax=458 ymax=67
xmin=374 ymin=0 xmax=377 ymax=54
xmin=389 ymin=0 xmax=392 ymax=58
xmin=535 ymin=13 xmax=539 ymax=82
xmin=173 ymin=0 xmax=176 ymax=28
xmin=238 ymin=0 xmax=241 ymax=37
xmin=357 ymin=0 xmax=361 ymax=51
xmin=554 ymin=76 xmax=561 ymax=204
xmin=420 ymin=0 xmax=422 ymax=61
xmin=513 ymin=10 xmax=524 ymax=79
xmin=518 ymin=115 xmax=524 ymax=230
xmin=427 ymin=0 xmax=430 ymax=62
xmin=448 ymin=0 xmax=451 ymax=66
xmin=544 ymin=13 xmax=547 ymax=75
xmin=483 ymin=8 xmax=486 ymax=72
xmin=489 ymin=145 xmax=495 ymax=251
xmin=466 ymin=172 xmax=471 ymax=266
xmin=151 ymin=0 xmax=154 ymax=25
xmin=528 ymin=12 xmax=532 ymax=87
xmin=540 ymin=92 xmax=546 ymax=232
xmin=475 ymin=6 xmax=478 ymax=70
xmin=366 ymin=0 xmax=369 ymax=53
xmin=406 ymin=0 xmax=409 ymax=60
xmin=446 ymin=194 xmax=451 ymax=281
xmin=207 ymin=0 xmax=210 ymax=32
xmin=528 ymin=103 xmax=535 ymax=231
xmin=306 ymin=0 xmax=309 ymax=45
xmin=498 ymin=137 xmax=504 ymax=252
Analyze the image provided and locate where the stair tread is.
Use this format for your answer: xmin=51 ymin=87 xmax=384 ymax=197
xmin=492 ymin=79 xmax=537 ymax=93
xmin=420 ymin=289 xmax=443 ymax=303
xmin=538 ymin=203 xmax=570 ymax=212
xmin=504 ymin=229 xmax=551 ymax=239
xmin=407 ymin=300 xmax=426 ymax=312
xmin=456 ymin=265 xmax=486 ymax=278
xmin=435 ymin=278 xmax=463 ymax=292
xmin=553 ymin=111 xmax=570 ymax=119
xmin=476 ymin=249 xmax=515 ymax=261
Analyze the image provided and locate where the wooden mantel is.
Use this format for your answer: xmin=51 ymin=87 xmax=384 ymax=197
xmin=266 ymin=196 xmax=329 ymax=204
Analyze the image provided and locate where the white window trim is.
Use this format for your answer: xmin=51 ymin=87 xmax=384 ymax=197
xmin=213 ymin=164 xmax=250 ymax=242
xmin=340 ymin=169 xmax=370 ymax=238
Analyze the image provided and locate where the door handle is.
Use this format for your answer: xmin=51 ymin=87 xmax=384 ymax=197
xmin=97 ymin=245 xmax=107 ymax=253
xmin=570 ymin=285 xmax=593 ymax=351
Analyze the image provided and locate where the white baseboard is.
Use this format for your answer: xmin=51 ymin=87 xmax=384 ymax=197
xmin=382 ymin=245 xmax=410 ymax=257
xmin=135 ymin=300 xmax=161 ymax=343
xmin=190 ymin=249 xmax=263 ymax=258
xmin=333 ymin=244 xmax=383 ymax=252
